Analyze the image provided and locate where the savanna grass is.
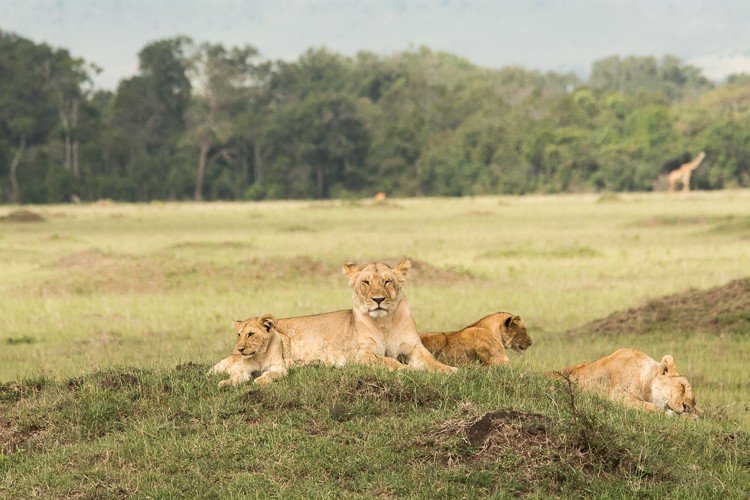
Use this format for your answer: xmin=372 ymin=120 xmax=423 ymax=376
xmin=2 ymin=193 xmax=750 ymax=418
xmin=1 ymin=364 xmax=748 ymax=497
xmin=1 ymin=192 xmax=750 ymax=495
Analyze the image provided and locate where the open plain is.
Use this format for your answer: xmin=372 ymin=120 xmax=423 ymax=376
xmin=2 ymin=191 xmax=749 ymax=497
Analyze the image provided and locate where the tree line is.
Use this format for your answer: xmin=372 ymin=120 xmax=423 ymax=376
xmin=2 ymin=29 xmax=750 ymax=203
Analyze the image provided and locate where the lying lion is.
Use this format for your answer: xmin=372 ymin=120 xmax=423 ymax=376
xmin=547 ymin=348 xmax=696 ymax=416
xmin=210 ymin=314 xmax=291 ymax=387
xmin=210 ymin=259 xmax=457 ymax=386
xmin=419 ymin=312 xmax=532 ymax=366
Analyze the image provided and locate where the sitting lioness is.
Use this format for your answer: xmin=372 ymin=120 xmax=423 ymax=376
xmin=210 ymin=259 xmax=457 ymax=386
xmin=419 ymin=312 xmax=531 ymax=366
xmin=547 ymin=348 xmax=696 ymax=416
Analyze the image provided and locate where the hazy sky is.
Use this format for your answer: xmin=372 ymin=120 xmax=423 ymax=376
xmin=3 ymin=0 xmax=750 ymax=90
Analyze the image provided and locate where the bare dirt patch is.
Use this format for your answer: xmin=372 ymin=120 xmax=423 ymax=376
xmin=34 ymin=251 xmax=478 ymax=296
xmin=633 ymin=214 xmax=731 ymax=228
xmin=422 ymin=402 xmax=639 ymax=487
xmin=43 ymin=249 xmax=171 ymax=294
xmin=345 ymin=377 xmax=441 ymax=406
xmin=241 ymin=255 xmax=339 ymax=281
xmin=566 ymin=278 xmax=750 ymax=336
xmin=238 ymin=256 xmax=479 ymax=285
xmin=381 ymin=257 xmax=479 ymax=285
xmin=0 ymin=209 xmax=46 ymax=223
xmin=0 ymin=419 xmax=45 ymax=455
xmin=432 ymin=404 xmax=563 ymax=468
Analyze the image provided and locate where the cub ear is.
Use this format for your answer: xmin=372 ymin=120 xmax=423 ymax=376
xmin=392 ymin=258 xmax=411 ymax=284
xmin=232 ymin=320 xmax=243 ymax=330
xmin=659 ymin=354 xmax=677 ymax=375
xmin=260 ymin=314 xmax=277 ymax=331
xmin=503 ymin=315 xmax=514 ymax=328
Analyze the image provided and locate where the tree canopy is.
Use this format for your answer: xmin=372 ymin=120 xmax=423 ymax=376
xmin=2 ymin=29 xmax=750 ymax=203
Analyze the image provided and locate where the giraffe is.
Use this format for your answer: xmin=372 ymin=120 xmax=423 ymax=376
xmin=668 ymin=151 xmax=706 ymax=193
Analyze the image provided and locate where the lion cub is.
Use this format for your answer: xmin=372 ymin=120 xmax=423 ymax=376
xmin=209 ymin=314 xmax=290 ymax=387
xmin=547 ymin=348 xmax=696 ymax=416
xmin=419 ymin=312 xmax=532 ymax=366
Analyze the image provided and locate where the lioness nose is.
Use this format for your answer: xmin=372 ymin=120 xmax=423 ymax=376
xmin=373 ymin=297 xmax=385 ymax=305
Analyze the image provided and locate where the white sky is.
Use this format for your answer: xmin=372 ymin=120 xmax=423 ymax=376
xmin=3 ymin=0 xmax=750 ymax=90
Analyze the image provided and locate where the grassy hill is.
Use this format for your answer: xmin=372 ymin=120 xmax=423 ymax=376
xmin=3 ymin=363 xmax=748 ymax=497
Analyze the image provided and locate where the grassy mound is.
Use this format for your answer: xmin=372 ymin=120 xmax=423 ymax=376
xmin=567 ymin=278 xmax=750 ymax=336
xmin=0 ymin=209 xmax=46 ymax=223
xmin=2 ymin=364 xmax=748 ymax=497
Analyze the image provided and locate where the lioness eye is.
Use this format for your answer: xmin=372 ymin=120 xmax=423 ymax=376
xmin=384 ymin=280 xmax=393 ymax=286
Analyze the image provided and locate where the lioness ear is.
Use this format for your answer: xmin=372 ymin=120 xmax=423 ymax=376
xmin=392 ymin=258 xmax=411 ymax=284
xmin=396 ymin=258 xmax=411 ymax=274
xmin=260 ymin=314 xmax=276 ymax=331
xmin=343 ymin=261 xmax=363 ymax=286
xmin=503 ymin=315 xmax=514 ymax=329
xmin=660 ymin=355 xmax=677 ymax=375
xmin=232 ymin=320 xmax=243 ymax=330
xmin=342 ymin=261 xmax=362 ymax=278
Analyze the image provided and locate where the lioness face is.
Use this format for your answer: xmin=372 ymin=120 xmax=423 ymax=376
xmin=232 ymin=314 xmax=277 ymax=359
xmin=653 ymin=374 xmax=696 ymax=416
xmin=343 ymin=259 xmax=410 ymax=319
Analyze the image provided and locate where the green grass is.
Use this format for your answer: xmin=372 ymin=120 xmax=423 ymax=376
xmin=2 ymin=191 xmax=750 ymax=496
xmin=2 ymin=365 xmax=749 ymax=497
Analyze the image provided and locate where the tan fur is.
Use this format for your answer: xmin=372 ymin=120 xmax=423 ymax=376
xmin=210 ymin=259 xmax=457 ymax=386
xmin=547 ymin=348 xmax=696 ymax=416
xmin=209 ymin=314 xmax=291 ymax=387
xmin=420 ymin=312 xmax=531 ymax=366
xmin=668 ymin=151 xmax=705 ymax=193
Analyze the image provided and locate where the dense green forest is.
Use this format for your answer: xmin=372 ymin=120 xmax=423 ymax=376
xmin=2 ymin=29 xmax=750 ymax=203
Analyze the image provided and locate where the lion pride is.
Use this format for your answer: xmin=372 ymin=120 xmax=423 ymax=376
xmin=210 ymin=258 xmax=457 ymax=386
xmin=547 ymin=348 xmax=696 ymax=416
xmin=420 ymin=312 xmax=531 ymax=366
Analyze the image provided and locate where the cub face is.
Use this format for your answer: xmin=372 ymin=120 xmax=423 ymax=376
xmin=232 ymin=314 xmax=277 ymax=358
xmin=343 ymin=259 xmax=410 ymax=318
xmin=505 ymin=316 xmax=532 ymax=353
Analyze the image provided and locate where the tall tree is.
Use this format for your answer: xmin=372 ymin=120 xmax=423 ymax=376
xmin=187 ymin=42 xmax=260 ymax=200
xmin=107 ymin=37 xmax=192 ymax=200
xmin=0 ymin=31 xmax=58 ymax=203
xmin=43 ymin=49 xmax=97 ymax=179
